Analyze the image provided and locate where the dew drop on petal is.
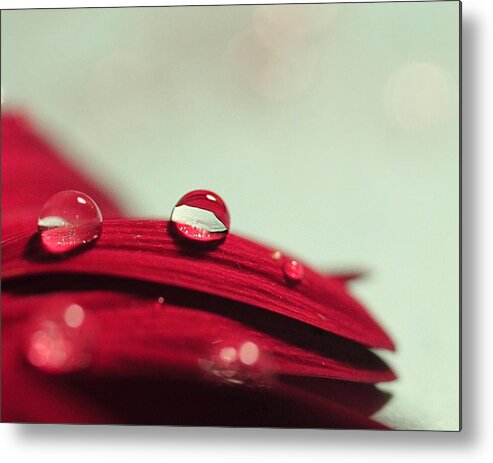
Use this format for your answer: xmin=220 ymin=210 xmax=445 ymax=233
xmin=239 ymin=341 xmax=260 ymax=366
xmin=64 ymin=304 xmax=85 ymax=328
xmin=153 ymin=296 xmax=166 ymax=309
xmin=170 ymin=190 xmax=230 ymax=243
xmin=198 ymin=339 xmax=273 ymax=387
xmin=26 ymin=302 xmax=95 ymax=374
xmin=282 ymin=259 xmax=305 ymax=284
xmin=219 ymin=346 xmax=237 ymax=363
xmin=37 ymin=190 xmax=102 ymax=254
xmin=271 ymin=250 xmax=282 ymax=261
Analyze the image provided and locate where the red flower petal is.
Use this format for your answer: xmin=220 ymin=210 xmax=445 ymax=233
xmin=3 ymin=294 xmax=389 ymax=428
xmin=2 ymin=284 xmax=394 ymax=383
xmin=2 ymin=357 xmax=389 ymax=428
xmin=3 ymin=283 xmax=393 ymax=426
xmin=329 ymin=271 xmax=367 ymax=285
xmin=2 ymin=220 xmax=395 ymax=350
xmin=1 ymin=345 xmax=114 ymax=424
xmin=281 ymin=376 xmax=391 ymax=417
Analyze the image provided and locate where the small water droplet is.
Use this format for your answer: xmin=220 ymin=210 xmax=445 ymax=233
xmin=38 ymin=190 xmax=102 ymax=254
xmin=153 ymin=296 xmax=166 ymax=309
xmin=198 ymin=339 xmax=273 ymax=387
xmin=271 ymin=250 xmax=282 ymax=261
xmin=282 ymin=259 xmax=305 ymax=284
xmin=26 ymin=302 xmax=95 ymax=374
xmin=239 ymin=341 xmax=260 ymax=366
xmin=170 ymin=190 xmax=230 ymax=243
xmin=64 ymin=304 xmax=85 ymax=328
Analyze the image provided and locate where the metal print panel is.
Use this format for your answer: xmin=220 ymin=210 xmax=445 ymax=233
xmin=1 ymin=1 xmax=460 ymax=430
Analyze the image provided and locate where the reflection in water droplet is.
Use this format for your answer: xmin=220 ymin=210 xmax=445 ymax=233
xmin=26 ymin=303 xmax=94 ymax=374
xmin=282 ymin=259 xmax=305 ymax=284
xmin=198 ymin=339 xmax=273 ymax=387
xmin=37 ymin=190 xmax=102 ymax=254
xmin=170 ymin=190 xmax=230 ymax=243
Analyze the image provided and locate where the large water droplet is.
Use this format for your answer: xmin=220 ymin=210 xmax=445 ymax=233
xmin=198 ymin=339 xmax=273 ymax=387
xmin=26 ymin=303 xmax=95 ymax=374
xmin=282 ymin=259 xmax=305 ymax=284
xmin=38 ymin=190 xmax=102 ymax=254
xmin=170 ymin=190 xmax=230 ymax=243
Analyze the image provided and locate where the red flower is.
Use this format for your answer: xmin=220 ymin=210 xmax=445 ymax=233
xmin=1 ymin=113 xmax=395 ymax=428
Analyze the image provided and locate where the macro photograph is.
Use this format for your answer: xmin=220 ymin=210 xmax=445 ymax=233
xmin=1 ymin=0 xmax=460 ymax=431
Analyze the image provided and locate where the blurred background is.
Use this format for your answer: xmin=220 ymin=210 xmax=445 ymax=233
xmin=1 ymin=1 xmax=459 ymax=430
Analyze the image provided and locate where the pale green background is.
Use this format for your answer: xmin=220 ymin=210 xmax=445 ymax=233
xmin=1 ymin=1 xmax=460 ymax=430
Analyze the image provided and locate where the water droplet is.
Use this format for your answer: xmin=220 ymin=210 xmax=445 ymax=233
xmin=219 ymin=346 xmax=237 ymax=363
xmin=271 ymin=250 xmax=282 ymax=261
xmin=26 ymin=302 xmax=95 ymax=374
xmin=38 ymin=190 xmax=102 ymax=254
xmin=170 ymin=190 xmax=230 ymax=243
xmin=198 ymin=339 xmax=273 ymax=387
xmin=64 ymin=304 xmax=85 ymax=328
xmin=282 ymin=259 xmax=305 ymax=284
xmin=239 ymin=341 xmax=260 ymax=366
xmin=153 ymin=296 xmax=166 ymax=309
